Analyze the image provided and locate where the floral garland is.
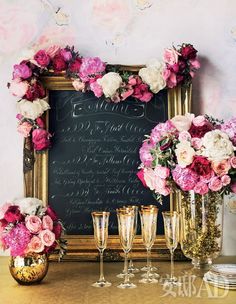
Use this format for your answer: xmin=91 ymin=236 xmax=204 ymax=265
xmin=8 ymin=43 xmax=200 ymax=152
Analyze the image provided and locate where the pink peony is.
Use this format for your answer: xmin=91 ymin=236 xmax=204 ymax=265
xmin=4 ymin=206 xmax=22 ymax=223
xmin=150 ymin=120 xmax=177 ymax=144
xmin=45 ymin=45 xmax=60 ymax=59
xmin=25 ymin=81 xmax=46 ymax=101
xmin=230 ymin=156 xmax=236 ymax=168
xmin=137 ymin=169 xmax=147 ymax=187
xmin=39 ymin=229 xmax=55 ymax=247
xmin=2 ymin=223 xmax=31 ymax=257
xmin=13 ymin=63 xmax=32 ymax=80
xmin=79 ymin=57 xmax=106 ymax=82
xmin=17 ymin=121 xmax=32 ymax=137
xmin=46 ymin=206 xmax=58 ymax=221
xmin=72 ymin=79 xmax=85 ymax=91
xmin=10 ymin=78 xmax=29 ymax=98
xmin=90 ymin=80 xmax=103 ymax=98
xmin=42 ymin=215 xmax=53 ymax=231
xmin=60 ymin=48 xmax=72 ymax=62
xmin=27 ymin=236 xmax=44 ymax=253
xmin=212 ymin=160 xmax=231 ymax=177
xmin=192 ymin=115 xmax=207 ymax=127
xmin=32 ymin=129 xmax=51 ymax=151
xmin=139 ymin=141 xmax=155 ymax=167
xmin=154 ymin=165 xmax=170 ymax=179
xmin=194 ymin=181 xmax=209 ymax=195
xmin=25 ymin=215 xmax=42 ymax=233
xmin=172 ymin=165 xmax=199 ymax=191
xmin=52 ymin=54 xmax=67 ymax=72
xmin=209 ymin=177 xmax=223 ymax=192
xmin=69 ymin=58 xmax=82 ymax=73
xmin=34 ymin=50 xmax=50 ymax=67
xmin=0 ymin=202 xmax=13 ymax=220
xmin=132 ymin=83 xmax=153 ymax=103
xmin=163 ymin=48 xmax=179 ymax=65
xmin=221 ymin=175 xmax=231 ymax=186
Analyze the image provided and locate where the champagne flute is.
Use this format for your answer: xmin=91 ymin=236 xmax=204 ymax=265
xmin=117 ymin=208 xmax=136 ymax=289
xmin=139 ymin=206 xmax=159 ymax=283
xmin=91 ymin=211 xmax=111 ymax=288
xmin=162 ymin=211 xmax=181 ymax=286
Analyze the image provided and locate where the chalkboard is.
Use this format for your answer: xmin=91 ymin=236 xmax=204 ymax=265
xmin=48 ymin=90 xmax=170 ymax=235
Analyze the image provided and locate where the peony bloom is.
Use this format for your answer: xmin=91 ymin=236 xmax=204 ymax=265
xmin=181 ymin=44 xmax=198 ymax=60
xmin=172 ymin=165 xmax=198 ymax=191
xmin=171 ymin=113 xmax=194 ymax=132
xmin=0 ymin=202 xmax=13 ymax=220
xmin=221 ymin=175 xmax=231 ymax=186
xmin=15 ymin=197 xmax=44 ymax=215
xmin=175 ymin=140 xmax=195 ymax=167
xmin=25 ymin=80 xmax=46 ymax=101
xmin=39 ymin=229 xmax=55 ymax=247
xmin=69 ymin=58 xmax=82 ymax=73
xmin=60 ymin=48 xmax=72 ymax=62
xmin=97 ymin=72 xmax=122 ymax=99
xmin=209 ymin=177 xmax=223 ymax=192
xmin=194 ymin=181 xmax=209 ymax=195
xmin=192 ymin=115 xmax=207 ymax=127
xmin=163 ymin=69 xmax=177 ymax=88
xmin=42 ymin=215 xmax=53 ymax=231
xmin=163 ymin=48 xmax=179 ymax=65
xmin=202 ymin=130 xmax=234 ymax=162
xmin=34 ymin=50 xmax=50 ymax=67
xmin=32 ymin=129 xmax=51 ymax=151
xmin=27 ymin=236 xmax=44 ymax=253
xmin=90 ymin=80 xmax=103 ymax=98
xmin=189 ymin=156 xmax=213 ymax=178
xmin=143 ymin=168 xmax=170 ymax=196
xmin=150 ymin=120 xmax=177 ymax=144
xmin=17 ymin=98 xmax=50 ymax=120
xmin=52 ymin=54 xmax=67 ymax=72
xmin=25 ymin=215 xmax=42 ymax=233
xmin=17 ymin=121 xmax=32 ymax=137
xmin=13 ymin=63 xmax=32 ymax=80
xmin=9 ymin=78 xmax=29 ymax=98
xmin=178 ymin=131 xmax=191 ymax=142
xmin=139 ymin=141 xmax=155 ymax=167
xmin=154 ymin=165 xmax=170 ymax=179
xmin=211 ymin=160 xmax=231 ymax=177
xmin=139 ymin=62 xmax=166 ymax=94
xmin=132 ymin=82 xmax=153 ymax=102
xmin=79 ymin=57 xmax=106 ymax=82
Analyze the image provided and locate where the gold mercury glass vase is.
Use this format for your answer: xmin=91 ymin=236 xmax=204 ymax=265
xmin=178 ymin=191 xmax=223 ymax=269
xmin=9 ymin=253 xmax=49 ymax=285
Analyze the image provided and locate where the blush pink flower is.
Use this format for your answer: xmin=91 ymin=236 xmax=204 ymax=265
xmin=163 ymin=69 xmax=177 ymax=88
xmin=212 ymin=160 xmax=231 ymax=177
xmin=163 ymin=48 xmax=179 ymax=65
xmin=192 ymin=115 xmax=207 ymax=127
xmin=191 ymin=137 xmax=203 ymax=149
xmin=13 ymin=63 xmax=32 ymax=80
xmin=150 ymin=120 xmax=177 ymax=144
xmin=178 ymin=131 xmax=191 ymax=142
xmin=10 ymin=78 xmax=29 ymax=98
xmin=143 ymin=168 xmax=170 ymax=196
xmin=230 ymin=156 xmax=236 ymax=168
xmin=72 ymin=79 xmax=85 ymax=91
xmin=27 ymin=236 xmax=44 ymax=253
xmin=189 ymin=59 xmax=201 ymax=69
xmin=221 ymin=175 xmax=231 ymax=186
xmin=209 ymin=177 xmax=223 ymax=192
xmin=42 ymin=215 xmax=53 ymax=231
xmin=221 ymin=117 xmax=236 ymax=145
xmin=154 ymin=165 xmax=170 ymax=179
xmin=39 ymin=229 xmax=55 ymax=247
xmin=17 ymin=122 xmax=32 ymax=137
xmin=25 ymin=215 xmax=42 ymax=233
xmin=90 ymin=80 xmax=103 ymax=98
xmin=139 ymin=141 xmax=155 ymax=167
xmin=194 ymin=181 xmax=209 ymax=195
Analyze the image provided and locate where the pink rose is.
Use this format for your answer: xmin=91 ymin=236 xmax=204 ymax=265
xmin=194 ymin=181 xmax=209 ymax=195
xmin=25 ymin=81 xmax=46 ymax=101
xmin=171 ymin=114 xmax=193 ymax=132
xmin=45 ymin=45 xmax=60 ymax=59
xmin=139 ymin=141 xmax=154 ymax=167
xmin=10 ymin=78 xmax=29 ymax=97
xmin=191 ymin=137 xmax=203 ymax=149
xmin=137 ymin=169 xmax=147 ymax=187
xmin=39 ymin=229 xmax=55 ymax=247
xmin=72 ymin=79 xmax=85 ymax=91
xmin=221 ymin=175 xmax=231 ymax=186
xmin=34 ymin=50 xmax=50 ymax=67
xmin=53 ymin=223 xmax=63 ymax=239
xmin=42 ymin=215 xmax=53 ymax=231
xmin=90 ymin=80 xmax=103 ymax=98
xmin=178 ymin=131 xmax=191 ymax=142
xmin=32 ymin=129 xmax=51 ymax=151
xmin=25 ymin=215 xmax=42 ymax=233
xmin=52 ymin=54 xmax=67 ymax=72
xmin=154 ymin=165 xmax=170 ymax=179
xmin=60 ymin=48 xmax=72 ymax=62
xmin=212 ymin=160 xmax=231 ymax=177
xmin=163 ymin=69 xmax=177 ymax=88
xmin=209 ymin=177 xmax=223 ymax=192
xmin=46 ymin=206 xmax=58 ymax=221
xmin=13 ymin=63 xmax=32 ymax=80
xmin=27 ymin=236 xmax=44 ymax=253
xmin=132 ymin=83 xmax=153 ymax=103
xmin=36 ymin=117 xmax=45 ymax=129
xmin=231 ymin=182 xmax=236 ymax=193
xmin=192 ymin=115 xmax=207 ymax=127
xmin=143 ymin=168 xmax=170 ymax=196
xmin=230 ymin=156 xmax=236 ymax=168
xmin=69 ymin=58 xmax=82 ymax=73
xmin=17 ymin=122 xmax=32 ymax=137
xmin=163 ymin=48 xmax=179 ymax=65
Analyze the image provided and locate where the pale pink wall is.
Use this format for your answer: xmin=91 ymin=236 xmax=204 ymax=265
xmin=0 ymin=0 xmax=236 ymax=255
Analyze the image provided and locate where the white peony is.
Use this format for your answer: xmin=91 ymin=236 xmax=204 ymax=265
xmin=97 ymin=72 xmax=122 ymax=98
xmin=17 ymin=98 xmax=50 ymax=120
xmin=171 ymin=113 xmax=195 ymax=132
xmin=175 ymin=140 xmax=195 ymax=167
xmin=14 ymin=197 xmax=45 ymax=215
xmin=139 ymin=60 xmax=166 ymax=93
xmin=202 ymin=130 xmax=234 ymax=162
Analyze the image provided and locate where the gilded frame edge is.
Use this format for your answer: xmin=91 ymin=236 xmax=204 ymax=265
xmin=24 ymin=71 xmax=192 ymax=261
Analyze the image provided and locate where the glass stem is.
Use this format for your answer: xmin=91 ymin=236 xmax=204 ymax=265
xmin=170 ymin=250 xmax=174 ymax=280
xmin=99 ymin=250 xmax=105 ymax=282
xmin=124 ymin=252 xmax=130 ymax=284
xmin=147 ymin=248 xmax=151 ymax=279
xmin=129 ymin=250 xmax=133 ymax=268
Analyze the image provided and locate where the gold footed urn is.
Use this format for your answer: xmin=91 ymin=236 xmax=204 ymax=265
xmin=179 ymin=191 xmax=223 ymax=269
xmin=9 ymin=253 xmax=49 ymax=285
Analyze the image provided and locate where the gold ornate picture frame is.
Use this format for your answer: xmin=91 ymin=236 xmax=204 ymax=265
xmin=23 ymin=66 xmax=191 ymax=261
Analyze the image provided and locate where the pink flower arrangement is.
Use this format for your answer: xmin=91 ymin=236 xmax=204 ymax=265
xmin=137 ymin=113 xmax=236 ymax=199
xmin=0 ymin=198 xmax=66 ymax=258
xmin=8 ymin=43 xmax=199 ymax=153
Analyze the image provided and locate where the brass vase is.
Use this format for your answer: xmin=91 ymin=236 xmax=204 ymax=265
xmin=9 ymin=253 xmax=49 ymax=285
xmin=179 ymin=191 xmax=223 ymax=269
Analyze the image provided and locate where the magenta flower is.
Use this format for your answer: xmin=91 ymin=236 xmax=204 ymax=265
xmin=13 ymin=63 xmax=32 ymax=80
xmin=79 ymin=57 xmax=106 ymax=82
xmin=34 ymin=50 xmax=50 ymax=67
xmin=172 ymin=165 xmax=199 ymax=191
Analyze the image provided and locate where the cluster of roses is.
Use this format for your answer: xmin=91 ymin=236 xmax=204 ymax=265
xmin=9 ymin=44 xmax=199 ymax=152
xmin=137 ymin=114 xmax=236 ymax=197
xmin=163 ymin=44 xmax=200 ymax=88
xmin=0 ymin=198 xmax=66 ymax=257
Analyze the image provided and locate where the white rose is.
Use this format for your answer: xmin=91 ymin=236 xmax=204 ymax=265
xmin=175 ymin=140 xmax=195 ymax=167
xmin=14 ymin=197 xmax=45 ymax=215
xmin=97 ymin=72 xmax=122 ymax=98
xmin=17 ymin=98 xmax=50 ymax=120
xmin=202 ymin=130 xmax=234 ymax=162
xmin=171 ymin=113 xmax=194 ymax=132
xmin=139 ymin=61 xmax=166 ymax=94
